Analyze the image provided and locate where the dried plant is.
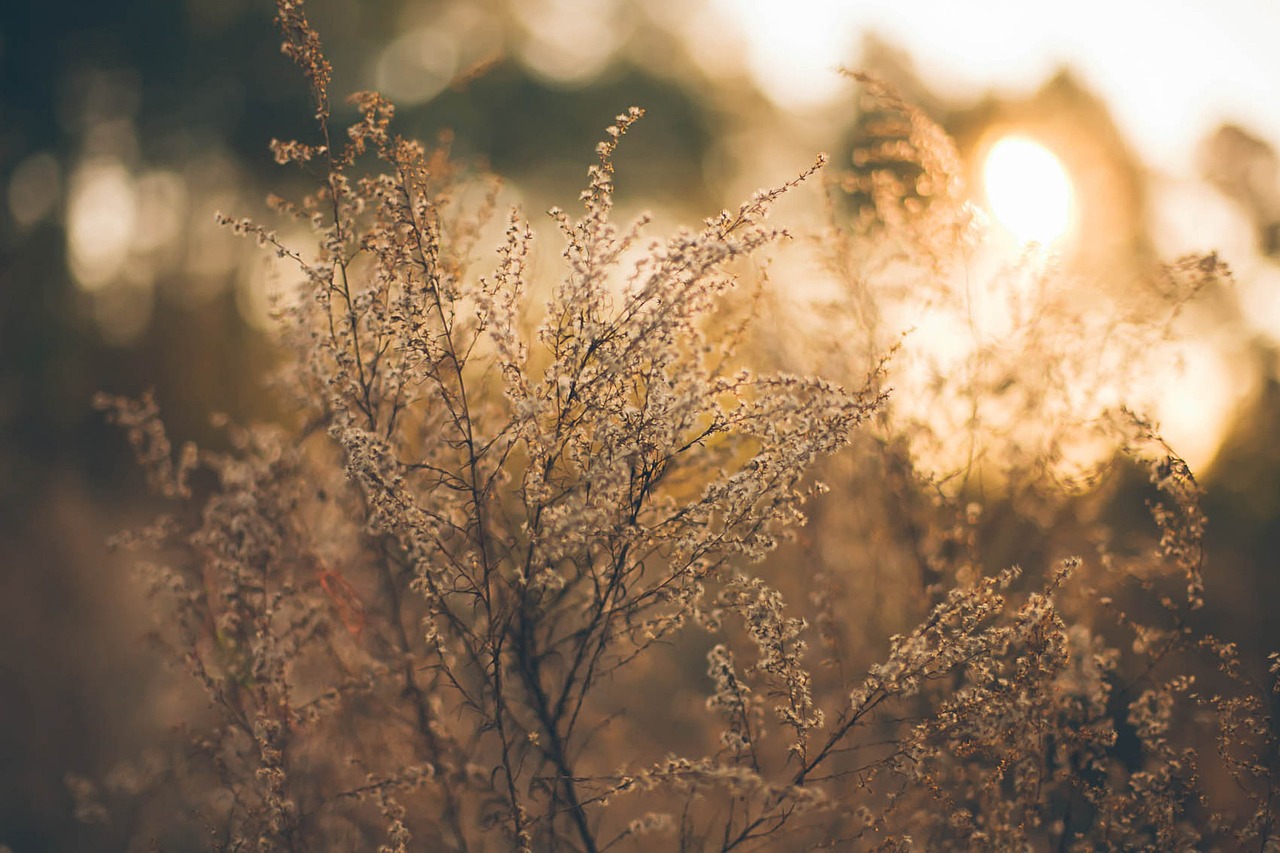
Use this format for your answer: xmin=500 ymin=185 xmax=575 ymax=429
xmin=90 ymin=3 xmax=1279 ymax=850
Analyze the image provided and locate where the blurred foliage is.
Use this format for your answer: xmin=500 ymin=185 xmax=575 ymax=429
xmin=0 ymin=0 xmax=723 ymax=507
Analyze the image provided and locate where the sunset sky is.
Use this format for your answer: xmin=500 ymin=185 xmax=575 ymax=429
xmin=706 ymin=0 xmax=1280 ymax=470
xmin=720 ymin=0 xmax=1280 ymax=175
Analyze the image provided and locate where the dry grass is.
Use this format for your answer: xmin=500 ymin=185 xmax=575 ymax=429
xmin=88 ymin=2 xmax=1278 ymax=850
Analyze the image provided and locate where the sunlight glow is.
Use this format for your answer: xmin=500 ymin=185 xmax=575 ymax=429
xmin=982 ymin=136 xmax=1075 ymax=245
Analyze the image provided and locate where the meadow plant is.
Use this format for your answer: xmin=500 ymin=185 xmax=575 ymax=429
xmin=91 ymin=2 xmax=1280 ymax=849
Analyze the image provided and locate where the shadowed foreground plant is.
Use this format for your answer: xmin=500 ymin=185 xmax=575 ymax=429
xmin=90 ymin=2 xmax=1280 ymax=850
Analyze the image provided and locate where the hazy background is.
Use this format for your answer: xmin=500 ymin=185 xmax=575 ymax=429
xmin=5 ymin=0 xmax=1280 ymax=848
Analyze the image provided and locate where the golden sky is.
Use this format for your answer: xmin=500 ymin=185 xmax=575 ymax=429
xmin=717 ymin=0 xmax=1280 ymax=175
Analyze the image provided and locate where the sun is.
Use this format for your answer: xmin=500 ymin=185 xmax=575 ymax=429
xmin=982 ymin=135 xmax=1075 ymax=245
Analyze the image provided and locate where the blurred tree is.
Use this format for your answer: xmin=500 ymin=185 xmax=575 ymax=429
xmin=1200 ymin=124 xmax=1280 ymax=256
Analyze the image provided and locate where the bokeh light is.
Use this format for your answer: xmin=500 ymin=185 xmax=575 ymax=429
xmin=373 ymin=26 xmax=458 ymax=106
xmin=66 ymin=159 xmax=137 ymax=293
xmin=514 ymin=0 xmax=626 ymax=86
xmin=7 ymin=153 xmax=61 ymax=228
